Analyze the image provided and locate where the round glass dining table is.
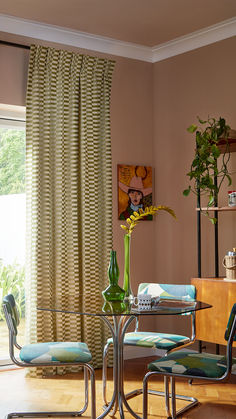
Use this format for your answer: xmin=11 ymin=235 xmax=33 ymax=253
xmin=38 ymin=296 xmax=211 ymax=419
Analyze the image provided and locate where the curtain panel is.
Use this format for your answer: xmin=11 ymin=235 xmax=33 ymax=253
xmin=25 ymin=45 xmax=115 ymax=374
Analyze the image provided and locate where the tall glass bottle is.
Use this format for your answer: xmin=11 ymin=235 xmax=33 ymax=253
xmin=102 ymin=250 xmax=125 ymax=302
xmin=123 ymin=234 xmax=134 ymax=302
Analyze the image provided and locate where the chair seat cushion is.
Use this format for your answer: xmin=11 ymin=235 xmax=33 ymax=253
xmin=138 ymin=283 xmax=196 ymax=300
xmin=20 ymin=341 xmax=92 ymax=364
xmin=107 ymin=332 xmax=190 ymax=350
xmin=148 ymin=351 xmax=234 ymax=378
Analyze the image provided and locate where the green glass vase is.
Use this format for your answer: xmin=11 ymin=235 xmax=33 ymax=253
xmin=102 ymin=250 xmax=125 ymax=302
xmin=123 ymin=234 xmax=134 ymax=302
xmin=102 ymin=301 xmax=127 ymax=314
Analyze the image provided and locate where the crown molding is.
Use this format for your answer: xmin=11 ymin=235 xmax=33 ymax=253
xmin=0 ymin=14 xmax=152 ymax=62
xmin=0 ymin=14 xmax=236 ymax=63
xmin=151 ymin=17 xmax=236 ymax=62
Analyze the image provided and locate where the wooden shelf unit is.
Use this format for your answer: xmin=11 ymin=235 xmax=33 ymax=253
xmin=218 ymin=136 xmax=236 ymax=153
xmin=196 ymin=206 xmax=236 ymax=212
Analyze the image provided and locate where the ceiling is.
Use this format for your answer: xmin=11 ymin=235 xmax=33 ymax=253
xmin=0 ymin=0 xmax=236 ymax=47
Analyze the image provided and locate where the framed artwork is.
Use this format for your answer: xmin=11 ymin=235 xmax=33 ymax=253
xmin=117 ymin=164 xmax=153 ymax=220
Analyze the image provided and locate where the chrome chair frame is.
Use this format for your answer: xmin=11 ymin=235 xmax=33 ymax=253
xmin=143 ymin=304 xmax=236 ymax=419
xmin=102 ymin=283 xmax=196 ymax=415
xmin=3 ymin=295 xmax=96 ymax=419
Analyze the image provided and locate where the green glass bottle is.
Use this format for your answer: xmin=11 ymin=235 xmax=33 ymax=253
xmin=102 ymin=250 xmax=125 ymax=302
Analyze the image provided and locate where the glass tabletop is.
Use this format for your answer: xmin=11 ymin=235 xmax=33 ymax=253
xmin=37 ymin=294 xmax=212 ymax=317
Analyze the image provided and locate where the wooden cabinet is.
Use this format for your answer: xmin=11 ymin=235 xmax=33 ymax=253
xmin=191 ymin=277 xmax=236 ymax=347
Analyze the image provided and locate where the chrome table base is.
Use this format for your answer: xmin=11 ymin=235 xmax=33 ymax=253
xmin=98 ymin=314 xmax=138 ymax=419
xmin=100 ymin=314 xmax=198 ymax=419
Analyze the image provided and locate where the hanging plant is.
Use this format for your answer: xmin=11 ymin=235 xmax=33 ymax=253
xmin=183 ymin=116 xmax=232 ymax=223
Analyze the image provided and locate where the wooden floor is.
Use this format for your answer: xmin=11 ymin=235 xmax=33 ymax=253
xmin=0 ymin=357 xmax=236 ymax=418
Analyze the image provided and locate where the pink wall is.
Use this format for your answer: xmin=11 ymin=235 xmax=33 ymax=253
xmin=111 ymin=57 xmax=154 ymax=297
xmin=152 ymin=37 xmax=236 ymax=337
xmin=0 ymin=41 xmax=29 ymax=105
xmin=153 ymin=36 xmax=236 ymax=283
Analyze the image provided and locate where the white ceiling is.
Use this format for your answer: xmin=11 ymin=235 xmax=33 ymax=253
xmin=0 ymin=0 xmax=236 ymax=47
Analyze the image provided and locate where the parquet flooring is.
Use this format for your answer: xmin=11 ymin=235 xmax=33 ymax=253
xmin=0 ymin=357 xmax=235 ymax=418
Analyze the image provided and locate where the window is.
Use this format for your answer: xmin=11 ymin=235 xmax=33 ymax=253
xmin=0 ymin=104 xmax=26 ymax=365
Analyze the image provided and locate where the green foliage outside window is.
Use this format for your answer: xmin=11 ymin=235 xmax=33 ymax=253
xmin=0 ymin=260 xmax=25 ymax=321
xmin=0 ymin=128 xmax=25 ymax=195
xmin=0 ymin=126 xmax=26 ymax=321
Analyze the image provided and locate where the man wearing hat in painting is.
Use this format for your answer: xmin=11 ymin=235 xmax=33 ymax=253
xmin=119 ymin=175 xmax=152 ymax=220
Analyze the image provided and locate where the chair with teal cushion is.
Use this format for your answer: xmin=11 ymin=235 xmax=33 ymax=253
xmin=2 ymin=294 xmax=96 ymax=419
xmin=102 ymin=283 xmax=196 ymax=407
xmin=143 ymin=303 xmax=236 ymax=418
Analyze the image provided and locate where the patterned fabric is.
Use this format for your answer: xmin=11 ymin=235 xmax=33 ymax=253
xmin=225 ymin=303 xmax=236 ymax=341
xmin=148 ymin=351 xmax=236 ymax=378
xmin=138 ymin=283 xmax=195 ymax=300
xmin=20 ymin=342 xmax=92 ymax=364
xmin=26 ymin=45 xmax=115 ymax=375
xmin=107 ymin=332 xmax=189 ymax=350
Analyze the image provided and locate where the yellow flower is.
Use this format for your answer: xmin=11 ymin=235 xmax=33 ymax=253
xmin=120 ymin=205 xmax=176 ymax=235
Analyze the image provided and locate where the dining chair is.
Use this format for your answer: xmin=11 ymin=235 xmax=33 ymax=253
xmin=2 ymin=294 xmax=96 ymax=419
xmin=102 ymin=282 xmax=196 ymax=408
xmin=143 ymin=302 xmax=236 ymax=419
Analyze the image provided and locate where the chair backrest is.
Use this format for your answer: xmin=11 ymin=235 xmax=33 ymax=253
xmin=2 ymin=294 xmax=20 ymax=338
xmin=225 ymin=303 xmax=236 ymax=342
xmin=138 ymin=283 xmax=196 ymax=300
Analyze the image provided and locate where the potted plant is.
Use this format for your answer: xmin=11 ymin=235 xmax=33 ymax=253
xmin=183 ymin=116 xmax=232 ymax=223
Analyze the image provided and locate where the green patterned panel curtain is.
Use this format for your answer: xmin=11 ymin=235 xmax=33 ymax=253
xmin=25 ymin=45 xmax=115 ymax=374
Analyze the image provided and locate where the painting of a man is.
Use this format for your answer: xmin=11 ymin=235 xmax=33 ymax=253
xmin=118 ymin=165 xmax=152 ymax=220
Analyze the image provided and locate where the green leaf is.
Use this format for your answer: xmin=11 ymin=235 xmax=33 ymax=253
xmin=210 ymin=217 xmax=217 ymax=225
xmin=183 ymin=187 xmax=191 ymax=196
xmin=211 ymin=144 xmax=220 ymax=158
xmin=198 ymin=117 xmax=207 ymax=124
xmin=192 ymin=158 xmax=199 ymax=168
xmin=197 ymin=117 xmax=207 ymax=124
xmin=208 ymin=195 xmax=215 ymax=207
xmin=189 ymin=173 xmax=195 ymax=180
xmin=207 ymin=156 xmax=215 ymax=164
xmin=187 ymin=124 xmax=197 ymax=133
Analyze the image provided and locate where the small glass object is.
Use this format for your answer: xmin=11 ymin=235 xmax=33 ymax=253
xmin=228 ymin=191 xmax=236 ymax=207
